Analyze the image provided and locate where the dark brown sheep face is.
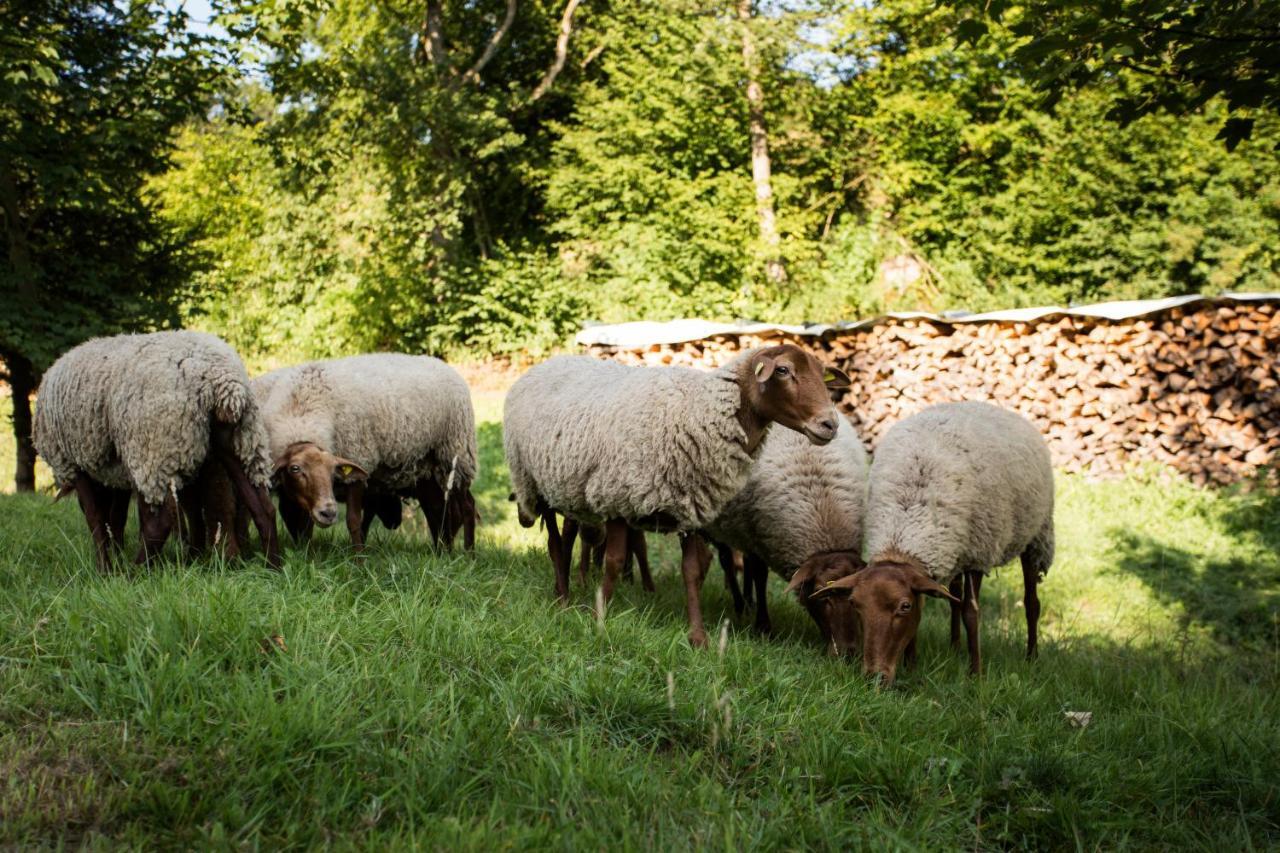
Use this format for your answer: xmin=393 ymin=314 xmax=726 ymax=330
xmin=814 ymin=560 xmax=958 ymax=686
xmin=784 ymin=550 xmax=864 ymax=657
xmin=273 ymin=442 xmax=368 ymax=527
xmin=750 ymin=345 xmax=850 ymax=445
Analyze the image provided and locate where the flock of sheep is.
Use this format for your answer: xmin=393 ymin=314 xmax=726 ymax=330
xmin=33 ymin=329 xmax=1055 ymax=685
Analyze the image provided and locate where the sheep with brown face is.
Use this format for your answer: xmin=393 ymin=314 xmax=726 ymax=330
xmin=503 ymin=344 xmax=849 ymax=648
xmin=704 ymin=413 xmax=870 ymax=656
xmin=253 ymin=354 xmax=479 ymax=551
xmin=813 ymin=401 xmax=1054 ymax=685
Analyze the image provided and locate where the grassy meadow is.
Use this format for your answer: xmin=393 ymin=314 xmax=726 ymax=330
xmin=1 ymin=390 xmax=1278 ymax=848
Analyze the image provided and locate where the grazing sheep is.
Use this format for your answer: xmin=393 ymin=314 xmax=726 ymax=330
xmin=503 ymin=344 xmax=849 ymax=647
xmin=704 ymin=414 xmax=869 ymax=655
xmin=33 ymin=331 xmax=280 ymax=568
xmin=813 ymin=401 xmax=1054 ymax=684
xmin=254 ymin=354 xmax=478 ymax=551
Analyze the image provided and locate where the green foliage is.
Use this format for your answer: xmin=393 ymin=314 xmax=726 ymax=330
xmin=1 ymin=398 xmax=1278 ymax=846
xmin=947 ymin=0 xmax=1280 ymax=149
xmin=0 ymin=0 xmax=222 ymax=371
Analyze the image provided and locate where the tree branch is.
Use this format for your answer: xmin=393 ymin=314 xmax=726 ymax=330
xmin=529 ymin=0 xmax=584 ymax=103
xmin=420 ymin=0 xmax=447 ymax=69
xmin=456 ymin=0 xmax=518 ymax=88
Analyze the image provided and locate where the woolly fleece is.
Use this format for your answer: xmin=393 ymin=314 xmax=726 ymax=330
xmin=864 ymin=400 xmax=1055 ymax=582
xmin=706 ymin=413 xmax=868 ymax=575
xmin=34 ymin=331 xmax=271 ymax=505
xmin=504 ymin=352 xmax=775 ymax=532
xmin=253 ymin=354 xmax=477 ymax=492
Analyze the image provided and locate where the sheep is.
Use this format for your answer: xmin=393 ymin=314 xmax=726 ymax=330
xmin=33 ymin=331 xmax=280 ymax=568
xmin=812 ymin=401 xmax=1054 ymax=685
xmin=703 ymin=413 xmax=870 ymax=655
xmin=503 ymin=344 xmax=850 ymax=647
xmin=253 ymin=353 xmax=478 ymax=551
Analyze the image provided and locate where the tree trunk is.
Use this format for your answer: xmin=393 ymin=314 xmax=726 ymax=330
xmin=738 ymin=0 xmax=786 ymax=284
xmin=6 ymin=352 xmax=37 ymax=493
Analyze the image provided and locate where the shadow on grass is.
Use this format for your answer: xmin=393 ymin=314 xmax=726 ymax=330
xmin=1108 ymin=485 xmax=1280 ymax=651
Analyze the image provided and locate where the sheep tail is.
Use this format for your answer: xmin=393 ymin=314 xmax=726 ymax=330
xmin=210 ymin=375 xmax=250 ymax=424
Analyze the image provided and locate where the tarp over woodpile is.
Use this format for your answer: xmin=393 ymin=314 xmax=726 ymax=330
xmin=575 ymin=292 xmax=1280 ymax=349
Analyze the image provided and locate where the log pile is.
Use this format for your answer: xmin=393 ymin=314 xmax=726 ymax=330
xmin=585 ymin=300 xmax=1280 ymax=484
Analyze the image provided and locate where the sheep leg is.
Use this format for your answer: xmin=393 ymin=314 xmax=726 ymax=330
xmin=961 ymin=571 xmax=983 ymax=676
xmin=1021 ymin=553 xmax=1041 ymax=660
xmin=746 ymin=553 xmax=770 ymax=635
xmin=105 ymin=487 xmax=131 ymax=555
xmin=543 ymin=508 xmax=570 ymax=603
xmin=949 ymin=576 xmax=963 ymax=650
xmin=561 ymin=516 xmax=580 ymax=580
xmin=211 ymin=427 xmax=281 ymax=568
xmin=904 ymin=637 xmax=918 ymax=668
xmin=461 ymin=490 xmax=477 ymax=551
xmin=416 ymin=478 xmax=447 ymax=546
xmin=72 ymin=474 xmax=112 ymax=571
xmin=630 ymin=527 xmax=654 ymax=593
xmin=177 ymin=482 xmax=206 ymax=558
xmin=134 ymin=496 xmax=175 ymax=564
xmin=577 ymin=533 xmax=592 ymax=585
xmin=600 ymin=519 xmax=628 ymax=611
xmin=718 ymin=544 xmax=745 ymax=615
xmin=345 ymin=480 xmax=366 ymax=552
xmin=680 ymin=533 xmax=709 ymax=648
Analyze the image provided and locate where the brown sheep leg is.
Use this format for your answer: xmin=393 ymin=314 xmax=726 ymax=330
xmin=962 ymin=571 xmax=983 ymax=676
xmin=134 ymin=496 xmax=175 ymax=564
xmin=212 ymin=426 xmax=281 ymax=568
xmin=72 ymin=474 xmax=111 ymax=571
xmin=561 ymin=516 xmax=580 ymax=579
xmin=717 ymin=544 xmax=745 ymax=615
xmin=746 ymin=553 xmax=770 ymax=635
xmin=345 ymin=480 xmax=366 ymax=552
xmin=461 ymin=489 xmax=476 ymax=551
xmin=543 ymin=507 xmax=571 ymax=603
xmin=1021 ymin=555 xmax=1041 ymax=660
xmin=279 ymin=496 xmax=313 ymax=544
xmin=416 ymin=478 xmax=446 ymax=546
xmin=629 ymin=527 xmax=654 ymax=593
xmin=599 ymin=519 xmax=629 ymax=616
xmin=177 ymin=482 xmax=206 ymax=558
xmin=105 ymin=487 xmax=131 ymax=554
xmin=577 ymin=533 xmax=593 ymax=585
xmin=680 ymin=533 xmax=709 ymax=648
xmin=904 ymin=637 xmax=918 ymax=669
xmin=949 ymin=576 xmax=964 ymax=650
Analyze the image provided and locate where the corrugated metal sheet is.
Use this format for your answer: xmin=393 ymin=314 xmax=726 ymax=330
xmin=575 ymin=292 xmax=1280 ymax=350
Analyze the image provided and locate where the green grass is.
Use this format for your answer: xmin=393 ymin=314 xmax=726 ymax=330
xmin=1 ymin=391 xmax=1278 ymax=848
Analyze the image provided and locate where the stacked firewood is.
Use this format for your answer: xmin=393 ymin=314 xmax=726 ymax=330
xmin=585 ymin=301 xmax=1280 ymax=484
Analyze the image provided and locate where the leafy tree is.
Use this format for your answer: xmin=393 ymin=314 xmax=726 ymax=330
xmin=948 ymin=0 xmax=1280 ymax=149
xmin=0 ymin=1 xmax=223 ymax=491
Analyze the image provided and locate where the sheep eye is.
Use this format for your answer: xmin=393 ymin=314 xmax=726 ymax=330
xmin=897 ymin=600 xmax=912 ymax=614
xmin=775 ymin=365 xmax=790 ymax=377
xmin=288 ymin=464 xmax=301 ymax=475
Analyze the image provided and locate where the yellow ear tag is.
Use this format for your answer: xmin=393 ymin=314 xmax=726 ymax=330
xmin=340 ymin=465 xmax=352 ymax=477
xmin=755 ymin=362 xmax=766 ymax=377
xmin=824 ymin=370 xmax=836 ymax=382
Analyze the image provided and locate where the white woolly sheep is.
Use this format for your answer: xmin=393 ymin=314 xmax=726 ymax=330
xmin=503 ymin=344 xmax=850 ymax=647
xmin=253 ymin=353 xmax=478 ymax=551
xmin=814 ymin=400 xmax=1054 ymax=684
xmin=33 ymin=331 xmax=280 ymax=568
xmin=704 ymin=413 xmax=869 ymax=654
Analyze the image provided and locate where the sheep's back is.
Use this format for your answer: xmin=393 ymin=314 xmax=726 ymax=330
xmin=865 ymin=401 xmax=1054 ymax=581
xmin=505 ymin=355 xmax=750 ymax=530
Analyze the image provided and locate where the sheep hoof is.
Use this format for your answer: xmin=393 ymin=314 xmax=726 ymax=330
xmin=688 ymin=629 xmax=709 ymax=649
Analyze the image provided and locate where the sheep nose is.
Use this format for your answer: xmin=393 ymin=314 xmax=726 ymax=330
xmin=315 ymin=505 xmax=338 ymax=526
xmin=818 ymin=416 xmax=837 ymax=434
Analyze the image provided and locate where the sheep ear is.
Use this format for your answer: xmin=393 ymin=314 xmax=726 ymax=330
xmin=754 ymin=355 xmax=778 ymax=382
xmin=909 ymin=568 xmax=959 ymax=603
xmin=783 ymin=560 xmax=817 ymax=595
xmin=333 ymin=458 xmax=369 ymax=483
xmin=823 ymin=366 xmax=851 ymax=389
xmin=808 ymin=572 xmax=860 ymax=600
